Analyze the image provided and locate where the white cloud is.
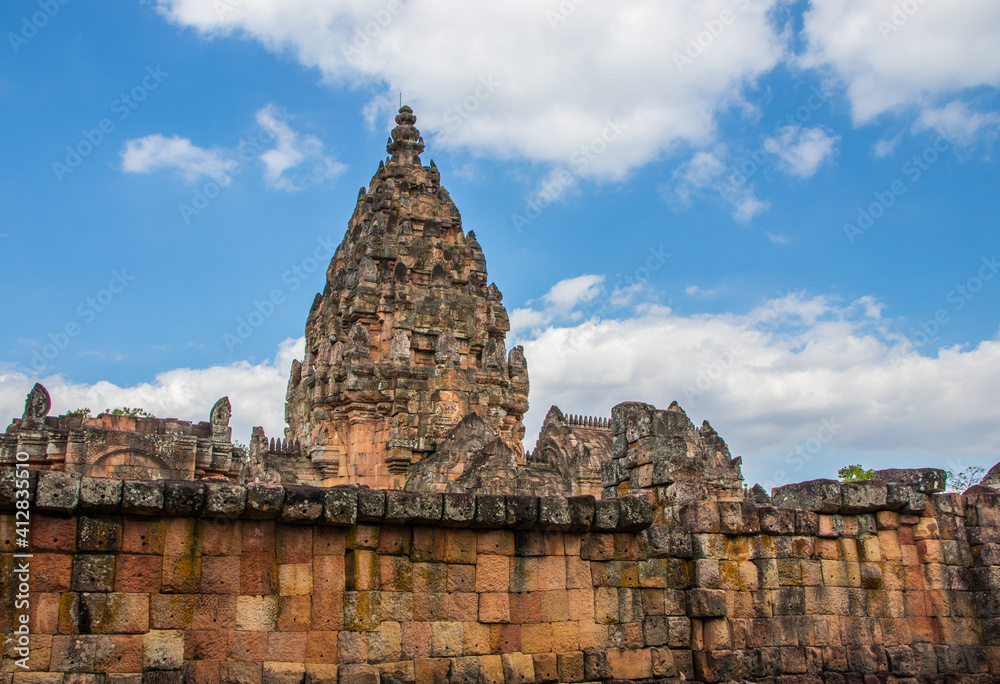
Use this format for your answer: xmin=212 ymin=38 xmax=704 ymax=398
xmin=0 ymin=338 xmax=303 ymax=446
xmin=873 ymin=132 xmax=903 ymax=157
xmin=801 ymin=0 xmax=1000 ymax=125
xmin=511 ymin=275 xmax=607 ymax=334
xmin=764 ymin=126 xmax=839 ymax=178
xmin=155 ymin=0 xmax=788 ymax=178
xmin=120 ymin=134 xmax=233 ymax=183
xmin=765 ymin=231 xmax=789 ymax=245
xmin=256 ymin=104 xmax=347 ymax=191
xmin=514 ymin=290 xmax=1000 ymax=489
xmin=913 ymin=100 xmax=1000 ymax=146
xmin=122 ymin=105 xmax=345 ymax=191
xmin=668 ymin=148 xmax=771 ymax=223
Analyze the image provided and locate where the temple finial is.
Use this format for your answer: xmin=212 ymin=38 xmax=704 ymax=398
xmin=386 ymin=105 xmax=425 ymax=164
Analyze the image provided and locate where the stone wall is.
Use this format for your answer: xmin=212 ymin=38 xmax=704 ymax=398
xmin=3 ymin=469 xmax=1000 ymax=683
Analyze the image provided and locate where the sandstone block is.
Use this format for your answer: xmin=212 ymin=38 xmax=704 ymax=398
xmin=556 ymin=651 xmax=584 ymax=682
xmin=479 ymin=593 xmax=510 ymax=623
xmin=321 ymin=487 xmax=357 ymax=525
xmin=431 ymin=622 xmax=464 ymax=657
xmin=245 ymin=483 xmax=285 ymax=519
xmin=142 ymin=631 xmax=183 ymax=671
xmin=592 ymin=499 xmax=620 ymax=532
xmin=357 ymin=488 xmax=386 ymax=523
xmin=531 ymin=653 xmax=557 ymax=683
xmin=441 ymin=493 xmax=476 ymax=527
xmin=121 ymin=480 xmax=163 ymax=515
xmin=162 ymin=481 xmax=205 ymax=517
xmin=771 ymin=479 xmax=841 ymax=513
xmin=280 ymin=485 xmax=326 ymax=523
xmin=501 ymin=653 xmax=535 ymax=684
xmin=873 ymin=468 xmax=947 ymax=493
xmin=79 ymin=477 xmax=122 ymax=513
xmin=34 ymin=471 xmax=80 ymax=513
xmin=203 ymin=481 xmax=246 ymax=518
xmin=50 ymin=635 xmax=97 ymax=673
xmin=687 ymin=589 xmax=727 ymax=617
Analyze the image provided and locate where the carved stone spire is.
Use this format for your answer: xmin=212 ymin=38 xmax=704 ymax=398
xmin=386 ymin=105 xmax=425 ymax=165
xmin=285 ymin=105 xmax=529 ymax=489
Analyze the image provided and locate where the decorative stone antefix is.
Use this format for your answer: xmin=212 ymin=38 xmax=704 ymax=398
xmin=284 ymin=106 xmax=530 ymax=489
xmin=205 ymin=396 xmax=234 ymax=476
xmin=604 ymin=400 xmax=745 ymax=513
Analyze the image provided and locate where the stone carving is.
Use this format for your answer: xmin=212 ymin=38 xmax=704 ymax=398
xmin=389 ymin=330 xmax=411 ymax=361
xmin=21 ymin=382 xmax=50 ymax=426
xmin=210 ymin=397 xmax=231 ymax=428
xmin=434 ymin=330 xmax=460 ymax=366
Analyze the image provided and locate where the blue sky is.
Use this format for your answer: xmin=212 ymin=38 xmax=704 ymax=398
xmin=2 ymin=0 xmax=999 ymax=489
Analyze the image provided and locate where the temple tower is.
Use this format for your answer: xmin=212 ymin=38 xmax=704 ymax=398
xmin=284 ymin=106 xmax=529 ymax=489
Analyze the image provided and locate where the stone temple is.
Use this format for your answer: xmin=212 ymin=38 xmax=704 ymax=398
xmin=4 ymin=107 xmax=1000 ymax=684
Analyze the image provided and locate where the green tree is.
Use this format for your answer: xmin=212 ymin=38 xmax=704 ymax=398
xmin=104 ymin=407 xmax=153 ymax=417
xmin=838 ymin=464 xmax=874 ymax=482
xmin=68 ymin=408 xmax=92 ymax=417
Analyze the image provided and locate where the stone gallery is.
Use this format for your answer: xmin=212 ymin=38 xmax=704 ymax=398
xmin=2 ymin=108 xmax=999 ymax=683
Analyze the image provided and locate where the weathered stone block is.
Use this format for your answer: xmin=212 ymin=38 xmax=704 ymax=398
xmin=121 ymin=480 xmax=164 ymax=515
xmin=384 ymin=491 xmax=442 ymax=524
xmin=537 ymin=497 xmax=570 ymax=530
xmin=321 ymin=487 xmax=357 ymax=525
xmin=356 ymin=488 xmax=386 ymax=522
xmin=873 ymin=468 xmax=947 ymax=493
xmin=473 ymin=495 xmax=506 ymax=528
xmin=583 ymin=650 xmax=609 ymax=681
xmin=142 ymin=631 xmax=183 ymax=671
xmin=35 ymin=471 xmax=81 ymax=513
xmin=840 ymin=481 xmax=888 ymax=514
xmin=71 ymin=554 xmax=115 ymax=592
xmin=686 ymin=588 xmax=727 ymax=617
xmin=203 ymin=481 xmax=246 ymax=518
xmin=161 ymin=481 xmax=205 ymax=517
xmin=565 ymin=496 xmax=595 ymax=532
xmin=78 ymin=476 xmax=123 ymax=513
xmin=771 ymin=479 xmax=841 ymax=513
xmin=505 ymin=495 xmax=538 ymax=529
xmin=245 ymin=483 xmax=285 ymax=519
xmin=592 ymin=499 xmax=620 ymax=532
xmin=501 ymin=652 xmax=536 ymax=684
xmin=441 ymin=493 xmax=476 ymax=527
xmin=618 ymin=495 xmax=652 ymax=531
xmin=280 ymin=485 xmax=325 ymax=523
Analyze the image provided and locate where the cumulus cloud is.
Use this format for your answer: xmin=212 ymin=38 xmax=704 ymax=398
xmin=667 ymin=148 xmax=770 ymax=223
xmin=0 ymin=338 xmax=303 ymax=446
xmin=120 ymin=134 xmax=233 ymax=183
xmin=121 ymin=105 xmax=344 ymax=191
xmin=800 ymin=0 xmax=1000 ymax=125
xmin=764 ymin=126 xmax=839 ymax=178
xmin=913 ymin=101 xmax=1000 ymax=146
xmin=511 ymin=283 xmax=1000 ymax=488
xmin=155 ymin=0 xmax=788 ymax=178
xmin=256 ymin=104 xmax=347 ymax=191
xmin=511 ymin=275 xmax=606 ymax=333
